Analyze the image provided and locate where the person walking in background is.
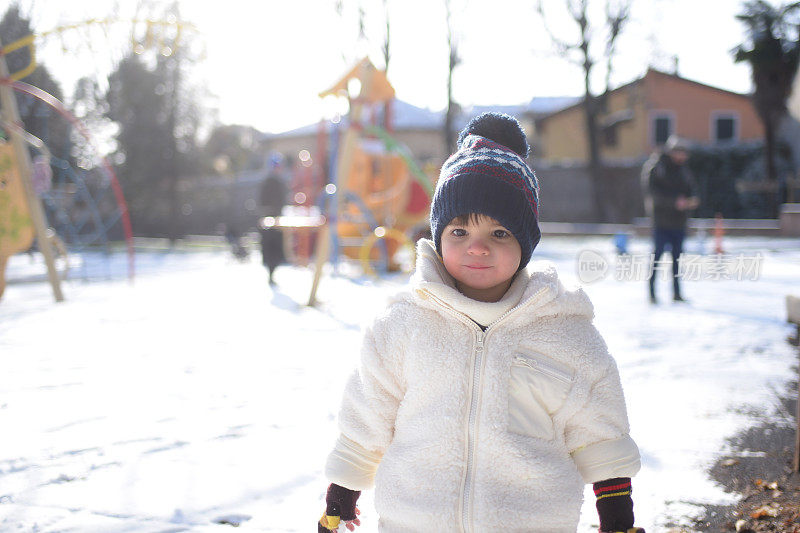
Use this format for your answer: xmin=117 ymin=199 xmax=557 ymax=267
xmin=642 ymin=135 xmax=700 ymax=304
xmin=258 ymin=154 xmax=289 ymax=285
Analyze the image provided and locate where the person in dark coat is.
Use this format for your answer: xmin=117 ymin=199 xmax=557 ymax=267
xmin=258 ymin=158 xmax=289 ymax=285
xmin=642 ymin=135 xmax=700 ymax=304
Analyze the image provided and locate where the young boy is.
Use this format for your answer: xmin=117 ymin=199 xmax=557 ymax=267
xmin=318 ymin=113 xmax=643 ymax=533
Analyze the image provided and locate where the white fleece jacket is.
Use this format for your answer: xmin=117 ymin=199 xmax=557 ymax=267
xmin=326 ymin=240 xmax=640 ymax=533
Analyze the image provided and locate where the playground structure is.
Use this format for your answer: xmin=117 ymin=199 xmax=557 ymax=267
xmin=271 ymin=58 xmax=434 ymax=302
xmin=0 ymin=16 xmax=196 ymax=301
xmin=0 ymin=136 xmax=35 ymax=299
xmin=0 ymin=39 xmax=65 ymax=301
xmin=0 ymin=16 xmax=433 ymax=304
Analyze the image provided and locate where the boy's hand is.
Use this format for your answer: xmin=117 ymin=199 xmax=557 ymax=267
xmin=318 ymin=483 xmax=361 ymax=532
xmin=318 ymin=508 xmax=360 ymax=532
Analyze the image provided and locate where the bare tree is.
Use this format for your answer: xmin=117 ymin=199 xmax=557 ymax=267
xmin=334 ymin=0 xmax=391 ymax=72
xmin=536 ymin=0 xmax=632 ymax=222
xmin=444 ymin=0 xmax=461 ymax=155
xmin=333 ymin=0 xmax=369 ymax=64
xmin=381 ymin=0 xmax=391 ymax=74
xmin=380 ymin=0 xmax=393 ymax=130
xmin=334 ymin=0 xmax=393 ymax=128
xmin=358 ymin=4 xmax=367 ymax=44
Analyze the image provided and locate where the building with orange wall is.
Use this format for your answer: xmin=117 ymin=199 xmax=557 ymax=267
xmin=536 ymin=68 xmax=764 ymax=165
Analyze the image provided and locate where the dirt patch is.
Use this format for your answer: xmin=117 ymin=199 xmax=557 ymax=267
xmin=688 ymin=373 xmax=800 ymax=533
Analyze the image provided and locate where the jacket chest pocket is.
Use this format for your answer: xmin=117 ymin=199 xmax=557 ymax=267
xmin=507 ymin=352 xmax=574 ymax=440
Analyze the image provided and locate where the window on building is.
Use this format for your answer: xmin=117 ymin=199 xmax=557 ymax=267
xmin=713 ymin=115 xmax=738 ymax=143
xmin=653 ymin=115 xmax=673 ymax=145
xmin=603 ymin=124 xmax=619 ymax=147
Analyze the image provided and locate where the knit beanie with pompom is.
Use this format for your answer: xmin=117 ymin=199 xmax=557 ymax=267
xmin=430 ymin=112 xmax=541 ymax=270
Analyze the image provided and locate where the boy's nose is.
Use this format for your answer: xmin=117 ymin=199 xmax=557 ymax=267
xmin=467 ymin=239 xmax=490 ymax=255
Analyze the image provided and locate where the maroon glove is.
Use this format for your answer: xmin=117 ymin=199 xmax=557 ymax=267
xmin=318 ymin=483 xmax=360 ymax=532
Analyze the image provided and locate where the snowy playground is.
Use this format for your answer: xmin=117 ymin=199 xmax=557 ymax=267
xmin=1 ymin=233 xmax=798 ymax=532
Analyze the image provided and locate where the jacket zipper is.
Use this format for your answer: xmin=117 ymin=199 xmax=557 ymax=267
xmin=461 ymin=328 xmax=483 ymax=533
xmin=420 ymin=286 xmax=549 ymax=533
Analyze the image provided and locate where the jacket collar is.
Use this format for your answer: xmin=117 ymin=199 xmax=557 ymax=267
xmin=410 ymin=239 xmax=566 ymax=327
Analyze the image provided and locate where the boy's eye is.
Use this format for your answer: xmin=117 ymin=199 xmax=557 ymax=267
xmin=492 ymin=229 xmax=510 ymax=238
xmin=450 ymin=228 xmax=467 ymax=237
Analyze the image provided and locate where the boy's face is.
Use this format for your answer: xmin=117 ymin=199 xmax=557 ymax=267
xmin=669 ymin=149 xmax=688 ymax=164
xmin=441 ymin=215 xmax=522 ymax=303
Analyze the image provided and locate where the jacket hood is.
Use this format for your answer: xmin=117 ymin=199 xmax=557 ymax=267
xmin=406 ymin=239 xmax=594 ymax=326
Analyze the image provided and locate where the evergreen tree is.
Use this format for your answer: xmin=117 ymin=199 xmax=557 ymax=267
xmin=106 ymin=54 xmax=170 ymax=236
xmin=201 ymin=124 xmax=264 ymax=175
xmin=0 ymin=4 xmax=69 ymax=159
xmin=734 ymin=0 xmax=800 ymax=217
xmin=105 ymin=3 xmax=207 ymax=239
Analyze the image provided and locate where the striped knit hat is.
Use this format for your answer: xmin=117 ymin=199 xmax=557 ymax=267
xmin=430 ymin=112 xmax=541 ymax=270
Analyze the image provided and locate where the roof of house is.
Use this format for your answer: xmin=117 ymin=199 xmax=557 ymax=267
xmin=263 ymin=96 xmax=580 ymax=140
xmin=537 ymin=68 xmax=753 ymax=123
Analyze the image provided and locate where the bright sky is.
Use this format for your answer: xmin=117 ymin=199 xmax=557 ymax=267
xmin=14 ymin=0 xmax=769 ymax=134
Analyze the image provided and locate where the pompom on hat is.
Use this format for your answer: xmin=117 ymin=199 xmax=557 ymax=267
xmin=430 ymin=112 xmax=541 ymax=270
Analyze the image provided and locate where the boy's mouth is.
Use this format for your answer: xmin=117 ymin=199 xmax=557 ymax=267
xmin=464 ymin=264 xmax=492 ymax=269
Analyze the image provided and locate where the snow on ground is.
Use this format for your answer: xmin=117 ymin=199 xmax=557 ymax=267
xmin=1 ymin=234 xmax=798 ymax=532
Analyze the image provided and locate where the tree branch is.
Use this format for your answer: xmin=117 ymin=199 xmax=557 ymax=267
xmin=603 ymin=0 xmax=632 ymax=96
xmin=535 ymin=0 xmax=581 ymax=61
xmin=382 ymin=0 xmax=390 ymax=73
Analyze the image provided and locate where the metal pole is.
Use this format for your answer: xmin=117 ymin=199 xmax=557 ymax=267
xmin=307 ymin=224 xmax=330 ymax=307
xmin=328 ymin=61 xmax=372 ymax=271
xmin=0 ymin=38 xmax=64 ymax=301
xmin=788 ymin=295 xmax=800 ymax=471
xmin=794 ymin=373 xmax=799 ymax=472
